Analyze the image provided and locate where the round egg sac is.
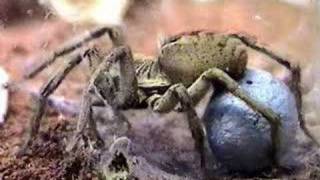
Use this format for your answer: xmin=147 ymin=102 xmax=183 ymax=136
xmin=204 ymin=69 xmax=300 ymax=174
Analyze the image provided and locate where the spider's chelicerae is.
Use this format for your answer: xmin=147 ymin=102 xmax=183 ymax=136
xmin=18 ymin=26 xmax=310 ymax=171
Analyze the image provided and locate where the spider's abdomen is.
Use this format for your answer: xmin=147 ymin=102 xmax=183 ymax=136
xmin=158 ymin=32 xmax=248 ymax=86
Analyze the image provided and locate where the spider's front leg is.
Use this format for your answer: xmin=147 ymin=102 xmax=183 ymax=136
xmin=67 ymin=46 xmax=138 ymax=152
xmin=17 ymin=52 xmax=84 ymax=157
xmin=147 ymin=84 xmax=207 ymax=170
xmin=65 ymin=86 xmax=106 ymax=152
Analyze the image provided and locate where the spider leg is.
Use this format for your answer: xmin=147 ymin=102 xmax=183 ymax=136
xmin=25 ymin=26 xmax=124 ymax=79
xmin=146 ymin=68 xmax=281 ymax=170
xmin=90 ymin=46 xmax=138 ymax=109
xmin=66 ymin=86 xmax=106 ymax=152
xmin=286 ymin=66 xmax=318 ymax=144
xmin=147 ymin=84 xmax=207 ymax=171
xmin=182 ymin=67 xmax=281 ymax=166
xmin=232 ymin=33 xmax=319 ymax=146
xmin=17 ymin=52 xmax=84 ymax=157
xmin=230 ymin=33 xmax=292 ymax=69
xmin=67 ymin=46 xmax=138 ymax=152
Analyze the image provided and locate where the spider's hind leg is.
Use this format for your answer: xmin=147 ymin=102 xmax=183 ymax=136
xmin=232 ymin=33 xmax=319 ymax=146
xmin=285 ymin=66 xmax=320 ymax=146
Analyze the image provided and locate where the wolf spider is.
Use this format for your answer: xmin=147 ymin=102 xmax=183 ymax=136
xmin=17 ymin=26 xmax=314 ymax=172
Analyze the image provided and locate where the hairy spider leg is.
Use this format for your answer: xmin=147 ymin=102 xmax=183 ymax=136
xmin=17 ymin=52 xmax=84 ymax=157
xmin=25 ymin=26 xmax=123 ymax=79
xmin=201 ymin=68 xmax=281 ymax=166
xmin=147 ymin=67 xmax=282 ymax=170
xmin=232 ymin=33 xmax=319 ymax=146
xmin=147 ymin=83 xmax=207 ymax=176
xmin=67 ymin=46 xmax=138 ymax=152
xmin=66 ymin=85 xmax=108 ymax=153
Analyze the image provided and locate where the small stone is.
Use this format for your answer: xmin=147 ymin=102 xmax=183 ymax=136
xmin=204 ymin=68 xmax=300 ymax=174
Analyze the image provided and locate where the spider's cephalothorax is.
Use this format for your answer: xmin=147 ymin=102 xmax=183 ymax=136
xmin=18 ymin=26 xmax=309 ymax=178
xmin=133 ymin=32 xmax=249 ymax=106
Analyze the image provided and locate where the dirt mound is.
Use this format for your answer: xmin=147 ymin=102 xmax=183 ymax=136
xmin=0 ymin=121 xmax=96 ymax=180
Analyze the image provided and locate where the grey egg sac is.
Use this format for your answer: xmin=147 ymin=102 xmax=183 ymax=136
xmin=204 ymin=69 xmax=300 ymax=174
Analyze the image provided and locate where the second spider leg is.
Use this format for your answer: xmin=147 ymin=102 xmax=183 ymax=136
xmin=17 ymin=52 xmax=84 ymax=156
xmin=147 ymin=84 xmax=207 ymax=170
